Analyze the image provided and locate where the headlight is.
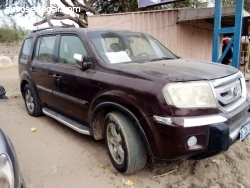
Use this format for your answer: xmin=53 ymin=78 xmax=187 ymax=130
xmin=162 ymin=81 xmax=216 ymax=108
xmin=0 ymin=154 xmax=14 ymax=188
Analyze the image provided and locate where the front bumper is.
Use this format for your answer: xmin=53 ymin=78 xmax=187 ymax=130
xmin=150 ymin=101 xmax=250 ymax=162
xmin=191 ymin=111 xmax=250 ymax=160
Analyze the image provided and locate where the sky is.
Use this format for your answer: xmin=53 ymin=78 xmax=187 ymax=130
xmin=1 ymin=0 xmax=76 ymax=30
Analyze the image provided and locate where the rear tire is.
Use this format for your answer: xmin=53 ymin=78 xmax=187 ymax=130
xmin=105 ymin=111 xmax=147 ymax=174
xmin=23 ymin=84 xmax=42 ymax=117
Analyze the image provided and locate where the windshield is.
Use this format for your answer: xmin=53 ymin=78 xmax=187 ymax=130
xmin=87 ymin=31 xmax=177 ymax=64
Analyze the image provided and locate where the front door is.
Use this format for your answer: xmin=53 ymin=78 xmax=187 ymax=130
xmin=51 ymin=35 xmax=92 ymax=122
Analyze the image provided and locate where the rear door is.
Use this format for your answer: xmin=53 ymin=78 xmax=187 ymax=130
xmin=30 ymin=35 xmax=58 ymax=106
xmin=51 ymin=34 xmax=93 ymax=122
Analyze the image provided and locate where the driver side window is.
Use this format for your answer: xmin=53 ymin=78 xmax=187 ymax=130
xmin=59 ymin=35 xmax=88 ymax=65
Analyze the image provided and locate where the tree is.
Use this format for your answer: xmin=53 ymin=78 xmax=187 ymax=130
xmin=0 ymin=0 xmax=42 ymax=9
xmin=220 ymin=0 xmax=250 ymax=13
xmin=94 ymin=0 xmax=139 ymax=14
xmin=94 ymin=0 xmax=183 ymax=14
xmin=244 ymin=0 xmax=250 ymax=13
xmin=0 ymin=0 xmax=43 ymax=16
xmin=1 ymin=0 xmax=99 ymax=28
xmin=33 ymin=0 xmax=99 ymax=28
xmin=94 ymin=0 xmax=211 ymax=14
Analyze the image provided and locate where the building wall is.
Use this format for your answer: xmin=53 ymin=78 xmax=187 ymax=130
xmin=89 ymin=9 xmax=214 ymax=62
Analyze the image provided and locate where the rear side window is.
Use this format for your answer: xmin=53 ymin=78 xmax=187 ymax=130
xmin=34 ymin=36 xmax=56 ymax=62
xmin=20 ymin=38 xmax=33 ymax=61
xmin=59 ymin=35 xmax=88 ymax=65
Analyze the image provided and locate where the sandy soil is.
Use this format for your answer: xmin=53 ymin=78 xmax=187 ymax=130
xmin=0 ymin=67 xmax=250 ymax=188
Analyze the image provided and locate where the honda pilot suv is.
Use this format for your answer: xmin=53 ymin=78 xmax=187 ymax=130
xmin=18 ymin=27 xmax=250 ymax=174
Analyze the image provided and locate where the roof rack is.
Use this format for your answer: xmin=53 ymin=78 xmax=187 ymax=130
xmin=31 ymin=26 xmax=63 ymax=33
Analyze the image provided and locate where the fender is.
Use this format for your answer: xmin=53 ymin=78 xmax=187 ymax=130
xmin=88 ymin=90 xmax=161 ymax=121
xmin=91 ymin=101 xmax=156 ymax=158
xmin=20 ymin=70 xmax=43 ymax=106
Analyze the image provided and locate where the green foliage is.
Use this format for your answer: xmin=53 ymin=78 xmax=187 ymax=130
xmin=222 ymin=0 xmax=235 ymax=6
xmin=94 ymin=0 xmax=250 ymax=14
xmin=94 ymin=0 xmax=172 ymax=14
xmin=94 ymin=0 xmax=139 ymax=14
xmin=0 ymin=18 xmax=28 ymax=43
xmin=244 ymin=0 xmax=250 ymax=13
xmin=0 ymin=0 xmax=43 ymax=9
xmin=0 ymin=27 xmax=27 ymax=43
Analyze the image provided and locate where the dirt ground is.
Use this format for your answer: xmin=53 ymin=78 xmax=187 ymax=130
xmin=0 ymin=67 xmax=250 ymax=188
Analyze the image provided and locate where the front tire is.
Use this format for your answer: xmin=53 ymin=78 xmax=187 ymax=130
xmin=23 ymin=84 xmax=42 ymax=117
xmin=105 ymin=111 xmax=147 ymax=174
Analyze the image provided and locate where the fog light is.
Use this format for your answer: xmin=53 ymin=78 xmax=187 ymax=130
xmin=187 ymin=136 xmax=197 ymax=148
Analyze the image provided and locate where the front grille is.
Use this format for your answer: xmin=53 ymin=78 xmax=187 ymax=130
xmin=228 ymin=112 xmax=248 ymax=127
xmin=220 ymin=92 xmax=227 ymax=97
xmin=211 ymin=72 xmax=246 ymax=112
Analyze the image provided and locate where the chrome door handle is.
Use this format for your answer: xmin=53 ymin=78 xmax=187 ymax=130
xmin=52 ymin=74 xmax=62 ymax=78
xmin=30 ymin=67 xmax=36 ymax=73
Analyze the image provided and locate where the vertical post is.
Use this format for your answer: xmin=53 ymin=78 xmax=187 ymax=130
xmin=212 ymin=0 xmax=222 ymax=63
xmin=212 ymin=0 xmax=244 ymax=69
xmin=232 ymin=0 xmax=244 ymax=68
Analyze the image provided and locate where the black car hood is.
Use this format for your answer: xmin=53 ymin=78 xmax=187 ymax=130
xmin=116 ymin=58 xmax=239 ymax=82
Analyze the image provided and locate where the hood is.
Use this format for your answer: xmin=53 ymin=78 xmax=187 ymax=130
xmin=115 ymin=58 xmax=238 ymax=82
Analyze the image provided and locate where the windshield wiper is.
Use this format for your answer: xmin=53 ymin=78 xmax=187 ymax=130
xmin=150 ymin=57 xmax=174 ymax=62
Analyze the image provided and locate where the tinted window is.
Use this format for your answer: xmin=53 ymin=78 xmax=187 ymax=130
xmin=59 ymin=35 xmax=88 ymax=65
xmin=20 ymin=38 xmax=33 ymax=60
xmin=34 ymin=36 xmax=56 ymax=62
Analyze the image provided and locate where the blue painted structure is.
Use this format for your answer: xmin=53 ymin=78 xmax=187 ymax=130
xmin=212 ymin=0 xmax=244 ymax=68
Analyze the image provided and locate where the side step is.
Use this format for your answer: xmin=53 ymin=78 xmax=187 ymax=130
xmin=42 ymin=107 xmax=92 ymax=135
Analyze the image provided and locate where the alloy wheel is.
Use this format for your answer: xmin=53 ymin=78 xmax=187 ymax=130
xmin=106 ymin=123 xmax=125 ymax=165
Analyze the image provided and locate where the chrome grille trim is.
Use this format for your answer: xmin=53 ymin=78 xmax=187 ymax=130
xmin=210 ymin=72 xmax=247 ymax=113
xmin=215 ymin=79 xmax=241 ymax=105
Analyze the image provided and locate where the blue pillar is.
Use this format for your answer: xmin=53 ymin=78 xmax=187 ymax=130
xmin=232 ymin=0 xmax=244 ymax=68
xmin=212 ymin=0 xmax=222 ymax=63
xmin=212 ymin=0 xmax=244 ymax=69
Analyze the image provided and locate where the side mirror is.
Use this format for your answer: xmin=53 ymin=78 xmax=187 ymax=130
xmin=74 ymin=53 xmax=91 ymax=70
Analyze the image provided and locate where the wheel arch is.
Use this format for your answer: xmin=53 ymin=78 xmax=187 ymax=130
xmin=20 ymin=79 xmax=29 ymax=97
xmin=20 ymin=71 xmax=33 ymax=97
xmin=19 ymin=72 xmax=43 ymax=106
xmin=91 ymin=101 xmax=153 ymax=157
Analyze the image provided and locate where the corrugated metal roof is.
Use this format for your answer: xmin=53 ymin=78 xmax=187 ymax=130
xmin=178 ymin=6 xmax=250 ymax=27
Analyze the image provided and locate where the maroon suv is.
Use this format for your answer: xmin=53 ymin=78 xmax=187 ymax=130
xmin=18 ymin=27 xmax=250 ymax=174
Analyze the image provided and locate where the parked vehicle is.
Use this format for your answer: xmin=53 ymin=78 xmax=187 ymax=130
xmin=18 ymin=27 xmax=250 ymax=174
xmin=0 ymin=85 xmax=6 ymax=97
xmin=0 ymin=128 xmax=25 ymax=188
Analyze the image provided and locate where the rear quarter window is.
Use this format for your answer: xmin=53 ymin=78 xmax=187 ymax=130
xmin=19 ymin=38 xmax=33 ymax=63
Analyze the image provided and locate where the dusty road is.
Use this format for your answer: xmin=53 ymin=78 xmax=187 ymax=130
xmin=0 ymin=67 xmax=250 ymax=188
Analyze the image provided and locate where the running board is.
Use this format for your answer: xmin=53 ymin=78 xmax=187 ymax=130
xmin=42 ymin=107 xmax=92 ymax=135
